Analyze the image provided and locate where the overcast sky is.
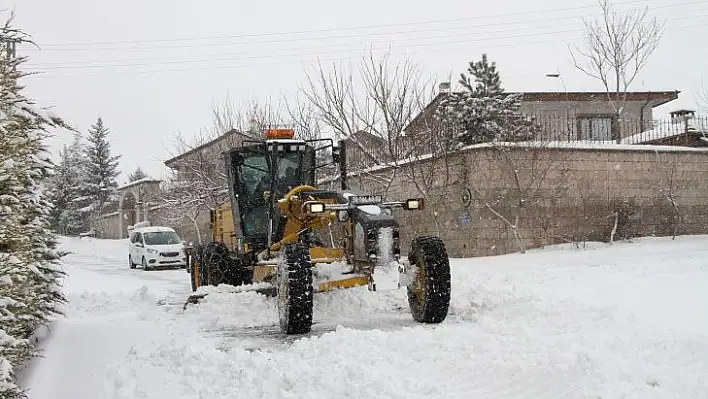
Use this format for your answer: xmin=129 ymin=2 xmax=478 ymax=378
xmin=10 ymin=0 xmax=707 ymax=184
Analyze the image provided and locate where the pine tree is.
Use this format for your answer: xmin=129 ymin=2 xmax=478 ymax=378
xmin=128 ymin=166 xmax=148 ymax=182
xmin=0 ymin=13 xmax=68 ymax=398
xmin=437 ymin=54 xmax=539 ymax=146
xmin=49 ymin=131 xmax=85 ymax=235
xmin=79 ymin=117 xmax=120 ymax=230
xmin=459 ymin=54 xmax=504 ymax=97
xmin=48 ymin=144 xmax=72 ymax=231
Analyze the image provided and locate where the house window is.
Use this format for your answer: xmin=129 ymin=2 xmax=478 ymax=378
xmin=578 ymin=116 xmax=613 ymax=141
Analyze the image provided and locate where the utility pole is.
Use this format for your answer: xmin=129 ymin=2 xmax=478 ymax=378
xmin=2 ymin=39 xmax=17 ymax=59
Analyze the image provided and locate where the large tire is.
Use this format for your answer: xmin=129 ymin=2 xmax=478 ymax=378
xmin=204 ymin=242 xmax=230 ymax=286
xmin=277 ymin=243 xmax=313 ymax=335
xmin=407 ymin=235 xmax=451 ymax=324
xmin=201 ymin=242 xmax=254 ymax=288
xmin=230 ymin=260 xmax=254 ymax=287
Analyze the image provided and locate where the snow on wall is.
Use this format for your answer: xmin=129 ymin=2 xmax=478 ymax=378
xmin=321 ymin=140 xmax=708 ymax=185
xmin=116 ymin=178 xmax=161 ymax=191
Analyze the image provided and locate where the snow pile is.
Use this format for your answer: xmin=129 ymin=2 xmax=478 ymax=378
xmin=21 ymin=235 xmax=708 ymax=398
xmin=185 ymin=289 xmax=276 ymax=331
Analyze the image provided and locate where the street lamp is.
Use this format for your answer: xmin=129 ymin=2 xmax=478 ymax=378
xmin=545 ymin=73 xmax=567 ymax=94
xmin=545 ymin=73 xmax=571 ymax=141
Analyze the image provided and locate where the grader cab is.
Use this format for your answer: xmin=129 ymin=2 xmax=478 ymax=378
xmin=187 ymin=128 xmax=451 ymax=335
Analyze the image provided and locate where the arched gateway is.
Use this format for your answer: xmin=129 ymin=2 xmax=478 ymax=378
xmin=100 ymin=178 xmax=161 ymax=238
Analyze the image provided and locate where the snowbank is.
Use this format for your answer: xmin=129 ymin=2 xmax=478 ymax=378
xmin=21 ymin=235 xmax=708 ymax=398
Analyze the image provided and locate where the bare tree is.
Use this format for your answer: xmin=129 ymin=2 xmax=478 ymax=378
xmin=302 ymin=52 xmax=447 ymax=181
xmin=698 ymin=83 xmax=708 ymax=115
xmin=460 ymin=142 xmax=568 ymax=254
xmin=302 ymin=51 xmax=439 ymax=166
xmin=300 ymin=51 xmax=461 ymax=233
xmin=210 ymin=94 xmax=286 ymax=136
xmin=284 ymin=93 xmax=324 ymax=141
xmin=156 ymin=98 xmax=286 ymax=242
xmin=152 ymin=176 xmax=208 ymax=244
xmin=654 ymin=152 xmax=681 ymax=240
xmin=570 ymin=0 xmax=664 ymax=118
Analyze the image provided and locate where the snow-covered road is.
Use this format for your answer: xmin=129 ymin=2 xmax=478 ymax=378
xmin=21 ymin=235 xmax=708 ymax=398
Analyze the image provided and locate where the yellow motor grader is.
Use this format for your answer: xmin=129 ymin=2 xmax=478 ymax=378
xmin=186 ymin=128 xmax=451 ymax=335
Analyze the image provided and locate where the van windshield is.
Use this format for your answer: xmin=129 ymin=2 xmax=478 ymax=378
xmin=143 ymin=231 xmax=181 ymax=245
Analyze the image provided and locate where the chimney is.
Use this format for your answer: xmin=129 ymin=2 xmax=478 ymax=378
xmin=439 ymin=82 xmax=451 ymax=93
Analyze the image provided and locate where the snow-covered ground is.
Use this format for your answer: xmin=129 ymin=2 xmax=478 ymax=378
xmin=20 ymin=235 xmax=708 ymax=398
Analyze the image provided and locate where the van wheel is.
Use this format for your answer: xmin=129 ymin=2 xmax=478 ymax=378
xmin=129 ymin=255 xmax=136 ymax=269
xmin=142 ymin=256 xmax=151 ymax=271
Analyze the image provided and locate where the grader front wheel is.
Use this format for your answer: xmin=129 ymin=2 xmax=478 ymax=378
xmin=277 ymin=243 xmax=314 ymax=335
xmin=407 ymin=235 xmax=451 ymax=324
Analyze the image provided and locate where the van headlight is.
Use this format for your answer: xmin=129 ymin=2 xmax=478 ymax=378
xmin=147 ymin=248 xmax=159 ymax=254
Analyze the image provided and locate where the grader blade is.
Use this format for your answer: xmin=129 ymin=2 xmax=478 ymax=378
xmin=183 ymin=293 xmax=207 ymax=310
xmin=314 ymin=275 xmax=370 ymax=293
xmin=183 ymin=285 xmax=278 ymax=310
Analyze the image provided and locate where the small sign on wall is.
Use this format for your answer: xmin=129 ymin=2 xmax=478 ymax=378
xmin=461 ymin=188 xmax=472 ymax=208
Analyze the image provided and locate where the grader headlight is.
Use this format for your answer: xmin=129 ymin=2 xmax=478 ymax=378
xmin=403 ymin=198 xmax=424 ymax=210
xmin=305 ymin=201 xmax=326 ymax=214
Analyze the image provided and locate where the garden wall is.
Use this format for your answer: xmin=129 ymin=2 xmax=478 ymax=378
xmin=340 ymin=143 xmax=708 ymax=257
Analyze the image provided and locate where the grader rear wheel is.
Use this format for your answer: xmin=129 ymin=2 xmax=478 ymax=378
xmin=204 ymin=242 xmax=230 ymax=286
xmin=199 ymin=242 xmax=254 ymax=288
xmin=407 ymin=235 xmax=451 ymax=324
xmin=277 ymin=243 xmax=314 ymax=335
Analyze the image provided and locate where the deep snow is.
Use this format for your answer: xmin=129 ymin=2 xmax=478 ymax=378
xmin=21 ymin=235 xmax=708 ymax=398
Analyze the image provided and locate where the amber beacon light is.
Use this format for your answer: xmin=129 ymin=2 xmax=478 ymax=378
xmin=265 ymin=128 xmax=295 ymax=139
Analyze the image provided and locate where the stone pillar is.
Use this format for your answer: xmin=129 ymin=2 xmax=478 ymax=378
xmin=134 ymin=189 xmax=142 ymax=223
xmin=118 ymin=209 xmax=124 ymax=238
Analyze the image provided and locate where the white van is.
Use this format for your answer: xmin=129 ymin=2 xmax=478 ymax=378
xmin=128 ymin=226 xmax=186 ymax=270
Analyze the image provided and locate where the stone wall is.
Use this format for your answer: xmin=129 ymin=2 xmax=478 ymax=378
xmin=149 ymin=142 xmax=708 ymax=258
xmin=342 ymin=143 xmax=708 ymax=258
xmin=98 ymin=212 xmax=122 ymax=238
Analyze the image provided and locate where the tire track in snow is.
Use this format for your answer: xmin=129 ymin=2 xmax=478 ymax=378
xmin=190 ymin=285 xmax=424 ymax=351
